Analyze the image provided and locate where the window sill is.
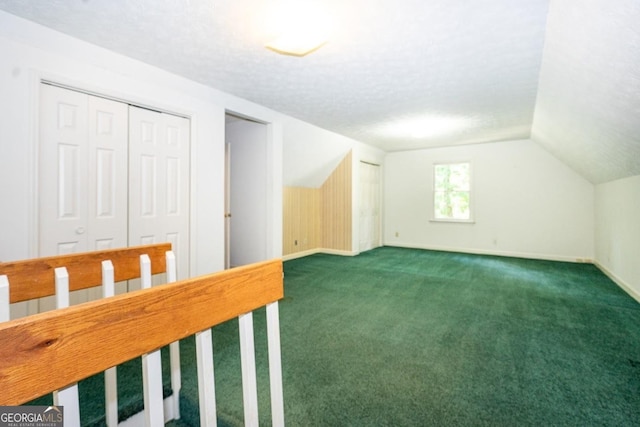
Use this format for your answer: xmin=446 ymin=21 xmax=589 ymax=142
xmin=429 ymin=218 xmax=476 ymax=224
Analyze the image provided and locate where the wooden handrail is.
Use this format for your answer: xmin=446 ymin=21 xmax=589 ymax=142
xmin=0 ymin=258 xmax=283 ymax=405
xmin=0 ymin=243 xmax=171 ymax=303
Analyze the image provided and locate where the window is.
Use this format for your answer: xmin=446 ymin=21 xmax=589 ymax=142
xmin=433 ymin=162 xmax=472 ymax=221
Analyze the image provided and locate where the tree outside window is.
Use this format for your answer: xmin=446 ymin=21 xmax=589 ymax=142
xmin=434 ymin=162 xmax=471 ymax=220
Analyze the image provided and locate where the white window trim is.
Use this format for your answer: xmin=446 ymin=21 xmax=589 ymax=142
xmin=430 ymin=161 xmax=475 ymax=224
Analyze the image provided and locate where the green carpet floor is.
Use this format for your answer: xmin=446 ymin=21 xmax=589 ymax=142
xmin=33 ymin=247 xmax=640 ymax=425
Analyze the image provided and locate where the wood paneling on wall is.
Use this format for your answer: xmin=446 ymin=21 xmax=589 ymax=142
xmin=283 ymin=187 xmax=321 ymax=255
xmin=283 ymin=150 xmax=353 ymax=256
xmin=321 ymin=151 xmax=352 ymax=251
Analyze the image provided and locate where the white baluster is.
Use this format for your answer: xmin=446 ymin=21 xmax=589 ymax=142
xmin=239 ymin=312 xmax=259 ymax=426
xmin=166 ymin=251 xmax=181 ymax=420
xmin=102 ymin=260 xmax=118 ymax=427
xmin=140 ymin=254 xmax=164 ymax=427
xmin=267 ymin=301 xmax=285 ymax=427
xmin=196 ymin=329 xmax=217 ymax=427
xmin=52 ymin=267 xmax=81 ymax=427
xmin=0 ymin=275 xmax=9 ymax=322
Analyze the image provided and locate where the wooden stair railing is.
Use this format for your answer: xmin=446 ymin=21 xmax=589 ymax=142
xmin=0 ymin=258 xmax=285 ymax=427
xmin=0 ymin=243 xmax=171 ymax=304
xmin=0 ymin=244 xmax=180 ymax=426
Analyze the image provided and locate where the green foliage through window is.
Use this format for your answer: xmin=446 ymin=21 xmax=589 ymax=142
xmin=434 ymin=163 xmax=470 ymax=220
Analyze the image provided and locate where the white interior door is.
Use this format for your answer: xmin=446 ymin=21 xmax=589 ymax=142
xmin=224 ymin=142 xmax=231 ymax=269
xmin=128 ymin=106 xmax=190 ymax=282
xmin=88 ymin=96 xmax=129 ymax=251
xmin=39 ymin=84 xmax=90 ymax=256
xmin=40 ymin=85 xmax=129 ymax=254
xmin=226 ymin=118 xmax=268 ymax=267
xmin=39 ymin=84 xmax=128 ymax=306
xmin=359 ymin=161 xmax=381 ymax=252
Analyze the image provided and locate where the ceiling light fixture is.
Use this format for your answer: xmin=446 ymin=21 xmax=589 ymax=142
xmin=264 ymin=2 xmax=332 ymax=56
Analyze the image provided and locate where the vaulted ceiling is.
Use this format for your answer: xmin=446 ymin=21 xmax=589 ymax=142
xmin=0 ymin=0 xmax=638 ymax=184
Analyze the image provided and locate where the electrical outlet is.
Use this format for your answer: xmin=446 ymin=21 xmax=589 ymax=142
xmin=395 ymin=232 xmax=399 ymax=237
xmin=294 ymin=239 xmax=298 ymax=246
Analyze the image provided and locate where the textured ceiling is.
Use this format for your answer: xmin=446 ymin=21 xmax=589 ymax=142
xmin=532 ymin=0 xmax=640 ymax=184
xmin=0 ymin=0 xmax=638 ymax=183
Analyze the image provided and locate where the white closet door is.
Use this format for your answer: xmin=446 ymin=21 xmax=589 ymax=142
xmin=39 ymin=84 xmax=90 ymax=256
xmin=359 ymin=162 xmax=381 ymax=252
xmin=128 ymin=106 xmax=190 ymax=282
xmin=87 ymin=96 xmax=129 ymax=251
xmin=40 ymin=84 xmax=129 ymax=255
xmin=39 ymin=84 xmax=128 ymax=308
xmin=38 ymin=86 xmax=190 ymax=302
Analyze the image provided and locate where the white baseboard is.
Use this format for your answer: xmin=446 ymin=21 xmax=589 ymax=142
xmin=282 ymin=248 xmax=359 ymax=261
xmin=594 ymin=261 xmax=640 ymax=304
xmin=282 ymin=249 xmax=321 ymax=261
xmin=320 ymin=248 xmax=359 ymax=257
xmin=384 ymin=242 xmax=592 ymax=264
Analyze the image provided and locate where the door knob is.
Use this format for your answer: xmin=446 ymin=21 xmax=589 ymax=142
xmin=75 ymin=226 xmax=85 ymax=235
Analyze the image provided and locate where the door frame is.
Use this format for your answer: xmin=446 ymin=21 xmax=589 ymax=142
xmin=28 ymin=76 xmax=195 ymax=265
xmin=224 ymin=111 xmax=282 ymax=266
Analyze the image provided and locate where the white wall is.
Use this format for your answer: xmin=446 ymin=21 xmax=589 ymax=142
xmin=595 ymin=175 xmax=640 ymax=300
xmin=384 ymin=139 xmax=594 ymax=261
xmin=0 ymin=11 xmax=286 ymax=274
xmin=282 ymin=116 xmax=354 ymax=188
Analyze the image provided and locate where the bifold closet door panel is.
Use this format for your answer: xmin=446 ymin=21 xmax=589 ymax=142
xmin=39 ymin=85 xmax=129 ymax=256
xmin=39 ymin=84 xmax=90 ymax=257
xmin=39 ymin=84 xmax=129 ymax=309
xmin=128 ymin=106 xmax=190 ymax=283
xmin=88 ymin=95 xmax=129 ymax=252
